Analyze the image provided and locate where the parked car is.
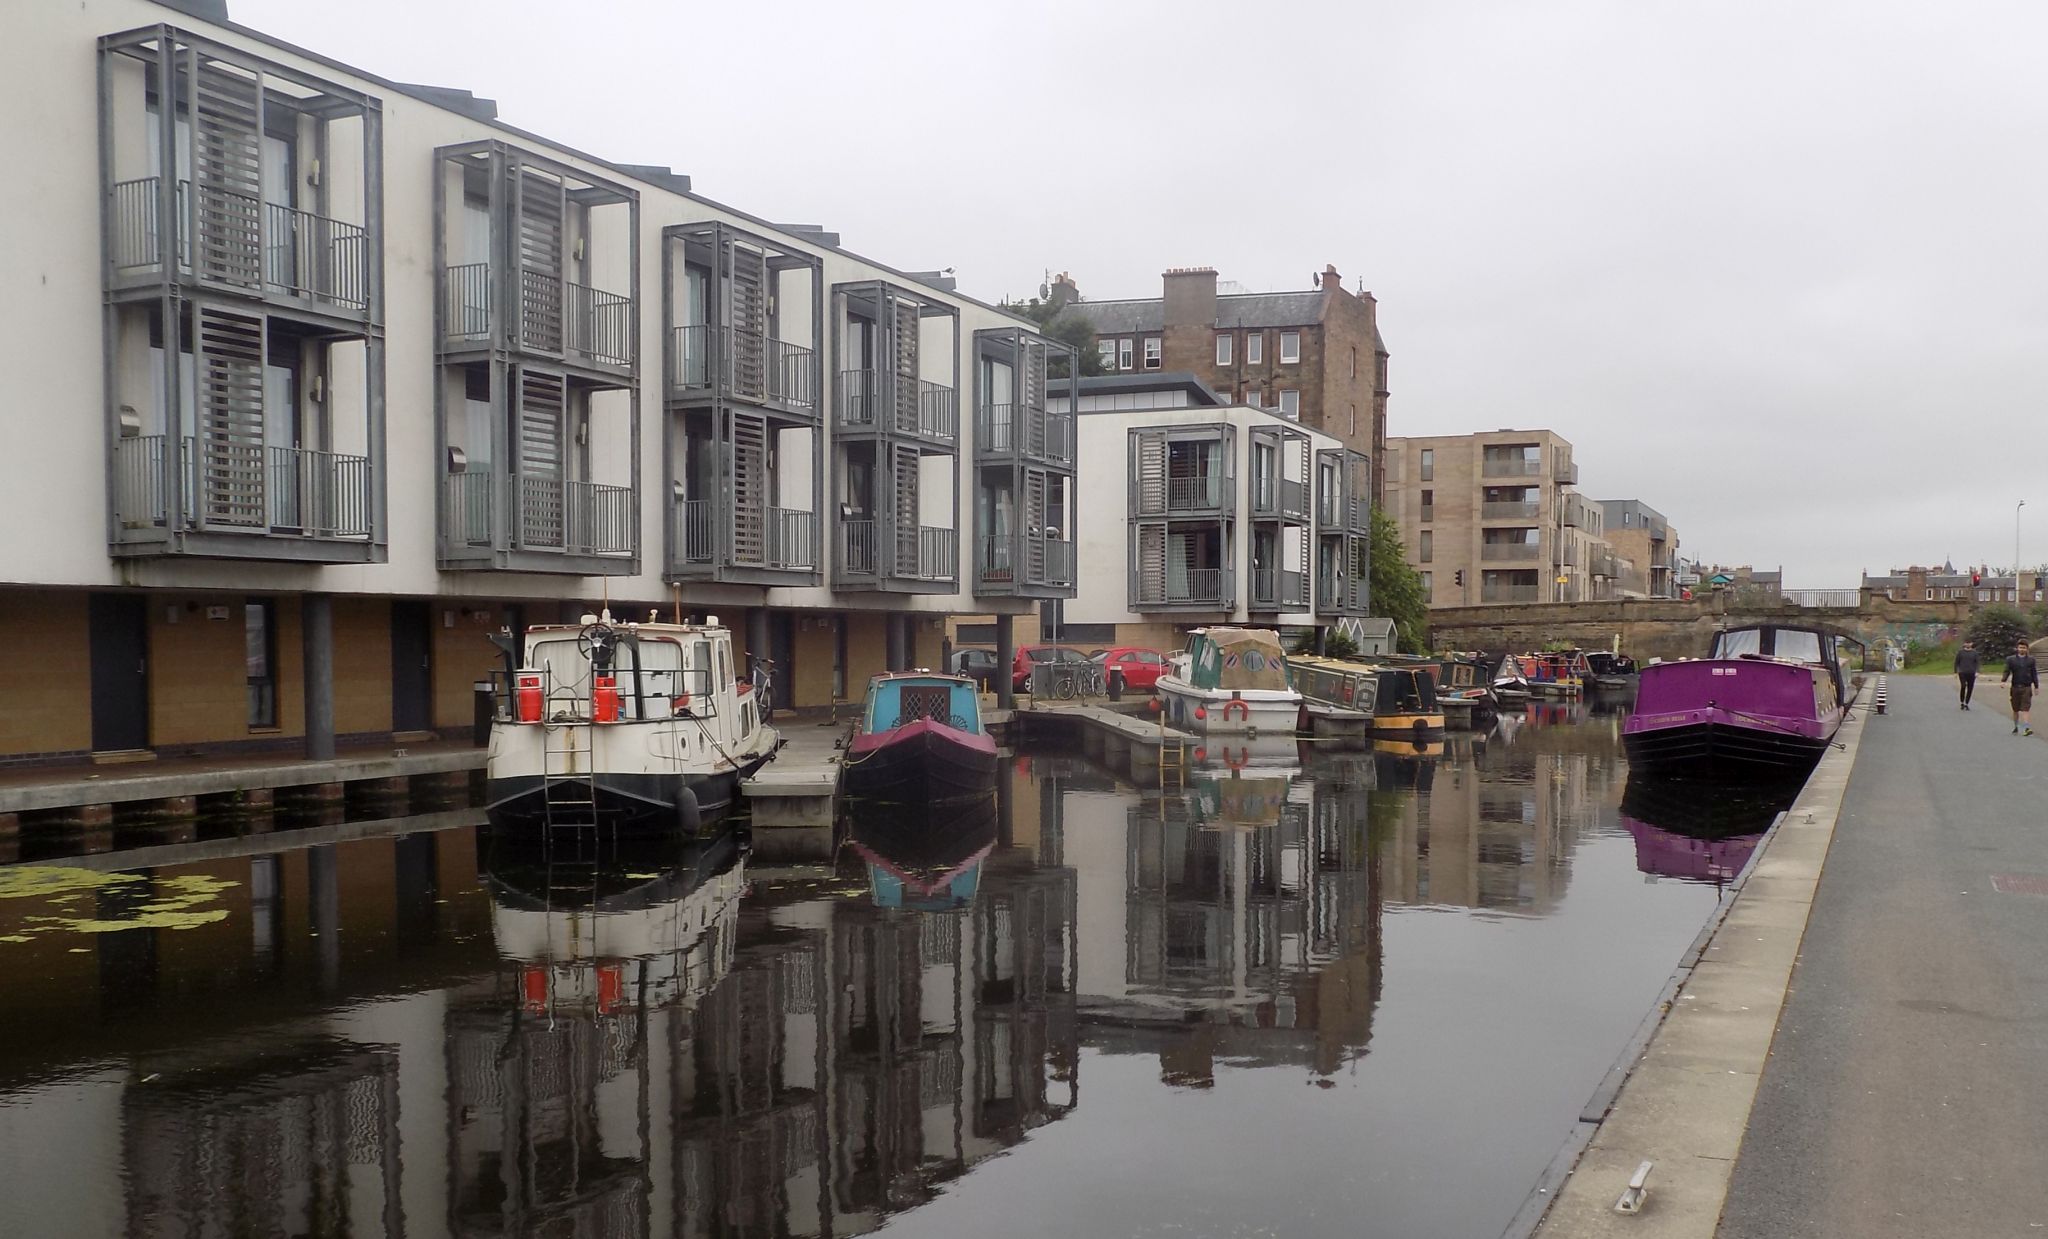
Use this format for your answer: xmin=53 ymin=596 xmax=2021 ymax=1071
xmin=950 ymin=647 xmax=1002 ymax=689
xmin=1013 ymin=645 xmax=1094 ymax=692
xmin=1092 ymin=646 xmax=1169 ymax=691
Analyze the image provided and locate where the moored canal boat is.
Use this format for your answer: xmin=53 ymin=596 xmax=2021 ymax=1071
xmin=1156 ymin=627 xmax=1302 ymax=736
xmin=1288 ymin=655 xmax=1447 ymax=744
xmin=485 ymin=612 xmax=780 ymax=834
xmin=842 ymin=672 xmax=998 ymax=803
xmin=847 ymin=793 xmax=998 ymax=911
xmin=1623 ymin=623 xmax=1863 ymax=778
xmin=1584 ymin=651 xmax=1640 ymax=690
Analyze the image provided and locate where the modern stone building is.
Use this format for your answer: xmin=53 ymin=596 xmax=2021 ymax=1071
xmin=0 ymin=0 xmax=1080 ymax=765
xmin=1383 ymin=430 xmax=1618 ymax=607
xmin=1061 ymin=266 xmax=1390 ymax=506
xmin=1599 ymin=500 xmax=1681 ymax=598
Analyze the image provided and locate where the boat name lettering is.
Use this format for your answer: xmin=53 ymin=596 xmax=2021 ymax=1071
xmin=1711 ymin=667 xmax=1738 ymax=676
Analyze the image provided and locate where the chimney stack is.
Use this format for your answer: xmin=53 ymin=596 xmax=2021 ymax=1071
xmin=1320 ymin=264 xmax=1343 ymax=293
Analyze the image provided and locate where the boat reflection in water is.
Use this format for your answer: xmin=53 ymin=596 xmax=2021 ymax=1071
xmin=846 ymin=793 xmax=998 ymax=911
xmin=1619 ymin=775 xmax=1798 ymax=886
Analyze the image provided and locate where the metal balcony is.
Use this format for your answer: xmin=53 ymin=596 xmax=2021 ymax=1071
xmin=673 ymin=500 xmax=817 ymax=574
xmin=437 ymin=262 xmax=632 ymax=372
xmin=1481 ymin=542 xmax=1543 ymax=562
xmin=114 ymin=435 xmax=372 ymax=540
xmin=1251 ymin=568 xmax=1309 ymax=610
xmin=975 ymin=534 xmax=1076 ymax=593
xmin=1316 ymin=572 xmax=1370 ymax=614
xmin=836 ymin=371 xmax=958 ymax=444
xmin=1482 ymin=456 xmax=1543 ymax=478
xmin=1165 ymin=475 xmax=1226 ymax=513
xmin=112 ymin=176 xmax=368 ymax=312
xmin=975 ymin=404 xmax=1076 ymax=465
xmin=442 ymin=472 xmax=634 ymax=557
xmin=1251 ymin=475 xmax=1310 ymax=522
xmin=1134 ymin=567 xmax=1232 ymax=609
xmin=837 ymin=520 xmax=956 ymax=586
xmin=1482 ymin=500 xmax=1541 ymax=520
xmin=667 ymin=325 xmax=818 ymax=413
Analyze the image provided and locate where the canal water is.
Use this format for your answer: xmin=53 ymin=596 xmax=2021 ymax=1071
xmin=0 ymin=697 xmax=1795 ymax=1239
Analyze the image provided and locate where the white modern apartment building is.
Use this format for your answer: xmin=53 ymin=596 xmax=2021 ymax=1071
xmin=1 ymin=0 xmax=1077 ymax=764
xmin=1040 ymin=375 xmax=1370 ymax=651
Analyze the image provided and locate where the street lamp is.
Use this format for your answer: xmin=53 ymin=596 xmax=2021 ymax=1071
xmin=2019 ymin=500 xmax=2028 ymax=597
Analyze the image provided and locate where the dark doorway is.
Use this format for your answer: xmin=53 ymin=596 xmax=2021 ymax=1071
xmin=88 ymin=593 xmax=149 ymax=752
xmin=391 ymin=599 xmax=433 ymax=733
xmin=771 ymin=612 xmax=797 ymax=708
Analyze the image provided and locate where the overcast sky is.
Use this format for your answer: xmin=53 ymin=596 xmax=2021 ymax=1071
xmin=236 ymin=0 xmax=2047 ymax=587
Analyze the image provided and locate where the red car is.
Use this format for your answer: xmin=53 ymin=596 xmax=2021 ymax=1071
xmin=1093 ymin=646 xmax=1169 ymax=691
xmin=1013 ymin=645 xmax=1094 ymax=692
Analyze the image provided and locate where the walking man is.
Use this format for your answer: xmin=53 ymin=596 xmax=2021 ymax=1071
xmin=2001 ymin=640 xmax=2038 ymax=736
xmin=1956 ymin=640 xmax=1980 ymax=710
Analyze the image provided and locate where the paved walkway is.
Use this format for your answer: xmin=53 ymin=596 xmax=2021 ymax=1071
xmin=1719 ymin=674 xmax=2048 ymax=1236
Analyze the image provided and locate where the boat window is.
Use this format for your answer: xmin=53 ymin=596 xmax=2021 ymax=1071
xmin=1714 ymin=629 xmax=1763 ymax=658
xmin=528 ymin=639 xmax=591 ymax=693
xmin=1773 ymin=630 xmax=1824 ymax=664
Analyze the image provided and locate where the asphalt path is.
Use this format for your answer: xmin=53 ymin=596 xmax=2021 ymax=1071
xmin=1718 ymin=673 xmax=2048 ymax=1236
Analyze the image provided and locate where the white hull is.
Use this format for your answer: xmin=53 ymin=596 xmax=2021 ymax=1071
xmin=1155 ymin=676 xmax=1302 ymax=736
xmin=486 ymin=717 xmax=780 ymax=787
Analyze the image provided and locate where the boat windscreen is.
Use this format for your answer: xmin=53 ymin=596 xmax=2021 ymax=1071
xmin=1712 ymin=628 xmax=1763 ymax=658
xmin=1774 ymin=629 xmax=1824 ymax=664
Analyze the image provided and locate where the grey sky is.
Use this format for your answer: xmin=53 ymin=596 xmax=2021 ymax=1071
xmin=236 ymin=0 xmax=2048 ymax=587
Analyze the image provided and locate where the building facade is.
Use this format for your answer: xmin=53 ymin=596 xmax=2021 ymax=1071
xmin=1598 ymin=500 xmax=1680 ymax=598
xmin=1383 ymin=430 xmax=1618 ymax=607
xmin=1 ymin=1 xmax=1078 ymax=765
xmin=1061 ymin=266 xmax=1390 ymax=507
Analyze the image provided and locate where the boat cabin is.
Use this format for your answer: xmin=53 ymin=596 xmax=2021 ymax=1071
xmin=496 ymin=613 xmax=758 ymax=731
xmin=1289 ymin=656 xmax=1381 ymax=714
xmin=1178 ymin=628 xmax=1291 ymax=692
xmin=861 ymin=672 xmax=984 ymax=735
xmin=1707 ymin=624 xmax=1863 ymax=707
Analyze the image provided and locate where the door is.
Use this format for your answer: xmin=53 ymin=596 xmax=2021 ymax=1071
xmin=391 ymin=600 xmax=433 ymax=733
xmin=88 ymin=594 xmax=150 ymax=752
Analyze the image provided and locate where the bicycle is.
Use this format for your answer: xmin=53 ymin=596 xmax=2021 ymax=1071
xmin=751 ymin=657 xmax=776 ymax=722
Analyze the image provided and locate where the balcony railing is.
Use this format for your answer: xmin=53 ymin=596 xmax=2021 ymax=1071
xmin=444 ymin=472 xmax=632 ymax=556
xmin=1482 ymin=500 xmax=1541 ymax=520
xmin=443 ymin=262 xmax=493 ymax=342
xmin=840 ymin=519 xmax=879 ymax=576
xmin=1553 ymin=457 xmax=1578 ymax=483
xmin=1251 ymin=568 xmax=1309 ymax=609
xmin=674 ymin=498 xmax=714 ymax=564
xmin=116 ymin=435 xmax=371 ymax=539
xmin=1135 ymin=567 xmax=1231 ymax=608
xmin=1165 ymin=475 xmax=1225 ymax=512
xmin=1251 ymin=476 xmax=1310 ymax=521
xmin=566 ymin=281 xmax=633 ymax=368
xmin=1317 ymin=574 xmax=1370 ymax=613
xmin=740 ymin=506 xmax=818 ymax=571
xmin=1482 ymin=583 xmax=1543 ymax=604
xmin=112 ymin=176 xmax=368 ymax=311
xmin=669 ymin=326 xmax=816 ymax=411
xmin=1481 ymin=542 xmax=1542 ymax=562
xmin=976 ymin=534 xmax=1076 ymax=589
xmin=976 ymin=404 xmax=1076 ymax=465
xmin=835 ymin=371 xmax=958 ymax=444
xmin=1482 ymin=456 xmax=1543 ymax=478
xmin=836 ymin=520 xmax=955 ymax=581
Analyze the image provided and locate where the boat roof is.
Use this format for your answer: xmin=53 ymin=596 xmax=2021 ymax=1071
xmin=525 ymin=617 xmax=731 ymax=637
xmin=868 ymin=669 xmax=976 ymax=686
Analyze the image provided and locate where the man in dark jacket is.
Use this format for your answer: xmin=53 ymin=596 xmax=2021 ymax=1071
xmin=1955 ymin=640 xmax=1981 ymax=709
xmin=2001 ymin=641 xmax=2039 ymax=736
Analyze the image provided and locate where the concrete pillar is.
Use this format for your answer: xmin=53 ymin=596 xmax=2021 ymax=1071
xmin=748 ymin=607 xmax=771 ymax=679
xmin=885 ymin=614 xmax=908 ymax=673
xmin=303 ymin=592 xmax=336 ymax=761
xmin=995 ymin=613 xmax=1016 ymax=710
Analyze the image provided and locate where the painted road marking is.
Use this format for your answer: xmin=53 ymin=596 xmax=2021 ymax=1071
xmin=1989 ymin=873 xmax=2048 ymax=896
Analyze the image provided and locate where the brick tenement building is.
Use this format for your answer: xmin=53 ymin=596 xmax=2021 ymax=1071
xmin=1065 ymin=266 xmax=1390 ymax=505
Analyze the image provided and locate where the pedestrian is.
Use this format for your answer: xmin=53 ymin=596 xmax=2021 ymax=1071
xmin=1955 ymin=640 xmax=1980 ymax=710
xmin=2001 ymin=640 xmax=2039 ymax=736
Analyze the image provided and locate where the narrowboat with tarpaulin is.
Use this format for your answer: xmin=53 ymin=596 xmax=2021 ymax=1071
xmin=1286 ymin=656 xmax=1447 ymax=743
xmin=847 ymin=793 xmax=998 ymax=911
xmin=1156 ymin=627 xmax=1302 ymax=736
xmin=485 ymin=611 xmax=780 ymax=834
xmin=1623 ymin=623 xmax=1865 ymax=778
xmin=842 ymin=672 xmax=998 ymax=802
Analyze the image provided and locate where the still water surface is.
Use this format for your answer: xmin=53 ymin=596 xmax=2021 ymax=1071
xmin=0 ymin=699 xmax=1792 ymax=1239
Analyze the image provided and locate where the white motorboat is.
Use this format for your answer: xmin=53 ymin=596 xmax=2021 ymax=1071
xmin=1154 ymin=627 xmax=1302 ymax=737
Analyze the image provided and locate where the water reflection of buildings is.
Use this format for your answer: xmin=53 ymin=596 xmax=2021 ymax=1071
xmin=1061 ymin=757 xmax=1382 ymax=1083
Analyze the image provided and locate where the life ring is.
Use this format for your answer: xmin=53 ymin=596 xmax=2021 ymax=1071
xmin=1221 ymin=699 xmax=1251 ymax=724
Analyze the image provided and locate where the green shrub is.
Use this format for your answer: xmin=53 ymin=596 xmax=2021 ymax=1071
xmin=1968 ymin=605 xmax=2031 ymax=657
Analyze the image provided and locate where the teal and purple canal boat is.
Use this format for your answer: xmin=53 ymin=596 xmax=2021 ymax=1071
xmin=1623 ymin=623 xmax=1863 ymax=778
xmin=843 ymin=672 xmax=998 ymax=802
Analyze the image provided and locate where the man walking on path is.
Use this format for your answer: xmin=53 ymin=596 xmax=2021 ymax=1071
xmin=2001 ymin=640 xmax=2038 ymax=735
xmin=1955 ymin=640 xmax=1980 ymax=709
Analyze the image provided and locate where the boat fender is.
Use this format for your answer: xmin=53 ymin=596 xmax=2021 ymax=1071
xmin=675 ymin=784 xmax=702 ymax=835
xmin=1412 ymin=717 xmax=1429 ymax=740
xmin=1221 ymin=699 xmax=1251 ymax=723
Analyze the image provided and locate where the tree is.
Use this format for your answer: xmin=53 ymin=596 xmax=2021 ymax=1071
xmin=1001 ymin=294 xmax=1109 ymax=377
xmin=1968 ymin=603 xmax=2031 ymax=657
xmin=1368 ymin=506 xmax=1429 ymax=654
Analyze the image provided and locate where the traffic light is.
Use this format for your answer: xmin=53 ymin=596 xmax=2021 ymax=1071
xmin=1454 ymin=569 xmax=1465 ymax=586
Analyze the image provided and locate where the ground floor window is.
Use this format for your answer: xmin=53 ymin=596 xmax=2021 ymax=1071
xmin=246 ymin=599 xmax=277 ymax=728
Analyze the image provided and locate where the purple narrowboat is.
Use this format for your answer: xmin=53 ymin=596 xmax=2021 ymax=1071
xmin=1623 ymin=624 xmax=1862 ymax=778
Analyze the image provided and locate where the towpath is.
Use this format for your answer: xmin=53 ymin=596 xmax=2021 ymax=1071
xmin=1718 ymin=673 xmax=2048 ymax=1235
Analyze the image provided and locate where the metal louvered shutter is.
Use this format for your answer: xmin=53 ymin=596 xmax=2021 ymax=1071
xmin=891 ymin=442 xmax=920 ymax=575
xmin=1132 ymin=430 xmax=1166 ymax=516
xmin=890 ymin=297 xmax=920 ymax=435
xmin=727 ymin=243 xmax=768 ymax=401
xmin=517 ymin=368 xmax=565 ymax=547
xmin=193 ymin=306 xmax=267 ymax=528
xmin=516 ymin=170 xmax=564 ymax=354
xmin=730 ymin=411 xmax=768 ymax=565
xmin=191 ymin=61 xmax=263 ymax=291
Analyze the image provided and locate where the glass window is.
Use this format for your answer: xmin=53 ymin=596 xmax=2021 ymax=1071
xmin=1143 ymin=337 xmax=1162 ymax=369
xmin=1215 ymin=333 xmax=1232 ymax=365
xmin=1246 ymin=333 xmax=1263 ymax=364
xmin=1279 ymin=331 xmax=1300 ymax=363
xmin=1349 ymin=347 xmax=1357 ymax=379
xmin=1774 ymin=629 xmax=1824 ymax=663
xmin=1247 ymin=385 xmax=1262 ymax=408
xmin=1349 ymin=404 xmax=1356 ymax=434
xmin=245 ymin=600 xmax=277 ymax=729
xmin=1420 ymin=570 xmax=1432 ymax=599
xmin=1098 ymin=339 xmax=1116 ymax=367
xmin=1420 ymin=448 xmax=1434 ymax=481
xmin=1419 ymin=530 xmax=1433 ymax=563
xmin=1118 ymin=338 xmax=1134 ymax=370
xmin=1278 ymin=390 xmax=1299 ymax=420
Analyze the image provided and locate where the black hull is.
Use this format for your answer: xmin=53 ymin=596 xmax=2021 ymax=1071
xmin=1623 ymin=721 xmax=1830 ymax=779
xmin=485 ymin=758 xmax=767 ymax=834
xmin=842 ymin=733 xmax=998 ymax=804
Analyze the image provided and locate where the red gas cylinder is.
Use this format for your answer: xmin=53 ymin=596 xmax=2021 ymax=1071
xmin=515 ymin=673 xmax=543 ymax=722
xmin=593 ymin=675 xmax=620 ymax=723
